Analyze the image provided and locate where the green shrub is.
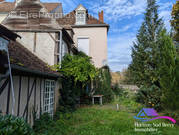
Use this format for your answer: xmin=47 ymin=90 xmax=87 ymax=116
xmin=94 ymin=66 xmax=114 ymax=103
xmin=111 ymin=83 xmax=124 ymax=96
xmin=0 ymin=115 xmax=34 ymax=135
xmin=33 ymin=113 xmax=54 ymax=134
xmin=135 ymin=85 xmax=162 ymax=111
xmin=55 ymin=52 xmax=98 ymax=111
xmin=164 ymin=110 xmax=179 ymax=125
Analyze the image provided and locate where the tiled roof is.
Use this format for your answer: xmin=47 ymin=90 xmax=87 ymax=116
xmin=0 ymin=2 xmax=62 ymax=13
xmin=0 ymin=2 xmax=15 ymax=12
xmin=8 ymin=41 xmax=58 ymax=75
xmin=44 ymin=3 xmax=62 ymax=13
xmin=2 ymin=0 xmax=61 ymax=31
xmin=57 ymin=10 xmax=108 ymax=26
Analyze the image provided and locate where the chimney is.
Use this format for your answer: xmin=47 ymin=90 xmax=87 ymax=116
xmin=98 ymin=10 xmax=104 ymax=22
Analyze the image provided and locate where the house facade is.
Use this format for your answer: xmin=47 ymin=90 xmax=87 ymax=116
xmin=0 ymin=24 xmax=60 ymax=125
xmin=0 ymin=1 xmax=109 ymax=68
xmin=58 ymin=4 xmax=109 ymax=68
xmin=1 ymin=0 xmax=75 ymax=66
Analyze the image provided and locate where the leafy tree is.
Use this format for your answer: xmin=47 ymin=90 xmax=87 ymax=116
xmin=129 ymin=0 xmax=164 ymax=88
xmin=157 ymin=30 xmax=179 ymax=110
xmin=55 ymin=52 xmax=98 ymax=111
xmin=171 ymin=1 xmax=179 ymax=45
xmin=56 ymin=52 xmax=98 ymax=84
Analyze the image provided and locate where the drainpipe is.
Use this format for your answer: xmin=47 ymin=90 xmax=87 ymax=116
xmin=59 ymin=30 xmax=62 ymax=65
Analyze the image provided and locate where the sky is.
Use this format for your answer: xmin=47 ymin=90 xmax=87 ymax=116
xmin=7 ymin=0 xmax=176 ymax=72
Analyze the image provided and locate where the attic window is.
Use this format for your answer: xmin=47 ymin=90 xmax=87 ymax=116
xmin=76 ymin=11 xmax=86 ymax=25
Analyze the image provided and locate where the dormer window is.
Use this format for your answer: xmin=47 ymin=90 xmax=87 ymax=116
xmin=75 ymin=4 xmax=86 ymax=25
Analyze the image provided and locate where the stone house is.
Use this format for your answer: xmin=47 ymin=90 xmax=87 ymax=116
xmin=57 ymin=4 xmax=110 ymax=68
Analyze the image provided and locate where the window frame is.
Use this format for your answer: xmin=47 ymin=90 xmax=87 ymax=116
xmin=43 ymin=80 xmax=56 ymax=117
xmin=77 ymin=37 xmax=90 ymax=56
xmin=76 ymin=10 xmax=86 ymax=25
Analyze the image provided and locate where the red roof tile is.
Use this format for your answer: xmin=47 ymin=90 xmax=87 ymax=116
xmin=57 ymin=10 xmax=107 ymax=26
xmin=8 ymin=41 xmax=58 ymax=75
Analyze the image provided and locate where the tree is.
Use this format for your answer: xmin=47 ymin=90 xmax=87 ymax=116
xmin=129 ymin=0 xmax=164 ymax=88
xmin=129 ymin=0 xmax=165 ymax=110
xmin=94 ymin=66 xmax=114 ymax=103
xmin=55 ymin=52 xmax=98 ymax=111
xmin=171 ymin=1 xmax=179 ymax=44
xmin=157 ymin=30 xmax=179 ymax=110
xmin=56 ymin=52 xmax=97 ymax=84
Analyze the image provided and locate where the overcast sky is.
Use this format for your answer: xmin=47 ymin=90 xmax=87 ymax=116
xmin=7 ymin=0 xmax=176 ymax=72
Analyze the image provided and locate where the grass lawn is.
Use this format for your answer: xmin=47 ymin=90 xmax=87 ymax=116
xmin=36 ymin=100 xmax=179 ymax=135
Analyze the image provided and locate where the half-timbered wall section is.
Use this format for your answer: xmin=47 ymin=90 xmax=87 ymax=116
xmin=0 ymin=75 xmax=60 ymax=125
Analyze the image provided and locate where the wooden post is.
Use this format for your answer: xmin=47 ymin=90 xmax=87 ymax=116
xmin=100 ymin=97 xmax=103 ymax=105
xmin=6 ymin=79 xmax=11 ymax=114
xmin=92 ymin=97 xmax=94 ymax=105
xmin=17 ymin=76 xmax=22 ymax=116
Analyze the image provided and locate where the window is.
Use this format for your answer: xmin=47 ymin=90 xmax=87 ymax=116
xmin=77 ymin=38 xmax=89 ymax=55
xmin=44 ymin=80 xmax=55 ymax=117
xmin=62 ymin=40 xmax=68 ymax=59
xmin=76 ymin=11 xmax=86 ymax=25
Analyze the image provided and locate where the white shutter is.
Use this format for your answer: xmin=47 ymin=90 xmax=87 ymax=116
xmin=78 ymin=38 xmax=89 ymax=55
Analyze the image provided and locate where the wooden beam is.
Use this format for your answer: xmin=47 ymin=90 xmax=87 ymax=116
xmin=25 ymin=77 xmax=30 ymax=121
xmin=17 ymin=76 xmax=22 ymax=116
xmin=23 ymin=78 xmax=36 ymax=118
xmin=34 ymin=78 xmax=36 ymax=111
xmin=48 ymin=33 xmax=56 ymax=42
xmin=33 ymin=33 xmax=37 ymax=52
xmin=6 ymin=79 xmax=11 ymax=114
xmin=40 ymin=79 xmax=42 ymax=115
xmin=0 ymin=78 xmax=9 ymax=96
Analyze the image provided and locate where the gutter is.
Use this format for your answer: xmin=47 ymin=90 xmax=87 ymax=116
xmin=4 ymin=64 xmax=60 ymax=79
xmin=71 ymin=24 xmax=110 ymax=30
xmin=12 ymin=29 xmax=62 ymax=33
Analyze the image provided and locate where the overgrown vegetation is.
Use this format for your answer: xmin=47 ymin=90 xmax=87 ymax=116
xmin=34 ymin=92 xmax=179 ymax=135
xmin=33 ymin=113 xmax=55 ymax=135
xmin=93 ymin=66 xmax=114 ymax=103
xmin=0 ymin=115 xmax=34 ymax=135
xmin=55 ymin=52 xmax=98 ymax=111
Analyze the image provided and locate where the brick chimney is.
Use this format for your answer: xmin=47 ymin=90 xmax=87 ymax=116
xmin=98 ymin=10 xmax=104 ymax=22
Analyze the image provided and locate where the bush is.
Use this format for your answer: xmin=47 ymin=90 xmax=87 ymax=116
xmin=111 ymin=83 xmax=124 ymax=96
xmin=94 ymin=66 xmax=114 ymax=103
xmin=164 ymin=110 xmax=179 ymax=125
xmin=33 ymin=113 xmax=54 ymax=134
xmin=0 ymin=115 xmax=34 ymax=135
xmin=55 ymin=52 xmax=98 ymax=112
xmin=58 ymin=77 xmax=81 ymax=112
xmin=135 ymin=85 xmax=162 ymax=111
